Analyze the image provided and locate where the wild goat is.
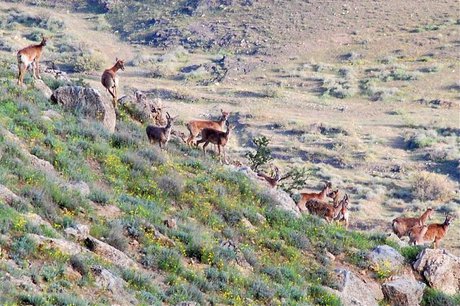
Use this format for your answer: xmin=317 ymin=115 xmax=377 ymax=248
xmin=328 ymin=189 xmax=350 ymax=228
xmin=17 ymin=35 xmax=49 ymax=85
xmin=196 ymin=121 xmax=234 ymax=164
xmin=408 ymin=214 xmax=454 ymax=248
xmin=297 ymin=182 xmax=332 ymax=212
xmin=305 ymin=194 xmax=349 ymax=224
xmin=186 ymin=109 xmax=230 ymax=146
xmin=101 ymin=58 xmax=125 ymax=108
xmin=257 ymin=165 xmax=281 ymax=188
xmin=146 ymin=112 xmax=176 ymax=149
xmin=392 ymin=207 xmax=434 ymax=238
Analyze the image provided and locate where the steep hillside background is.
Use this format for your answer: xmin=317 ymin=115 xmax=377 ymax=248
xmin=0 ymin=0 xmax=459 ymax=305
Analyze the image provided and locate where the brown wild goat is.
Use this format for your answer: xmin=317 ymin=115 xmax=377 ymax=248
xmin=257 ymin=165 xmax=281 ymax=188
xmin=328 ymin=190 xmax=350 ymax=228
xmin=392 ymin=207 xmax=434 ymax=238
xmin=297 ymin=181 xmax=332 ymax=212
xmin=196 ymin=121 xmax=234 ymax=164
xmin=17 ymin=35 xmax=49 ymax=85
xmin=186 ymin=109 xmax=230 ymax=146
xmin=305 ymin=194 xmax=349 ymax=224
xmin=146 ymin=112 xmax=176 ymax=149
xmin=101 ymin=58 xmax=125 ymax=108
xmin=408 ymin=214 xmax=454 ymax=248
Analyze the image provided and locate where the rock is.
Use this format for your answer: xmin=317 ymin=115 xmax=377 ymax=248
xmin=1 ymin=273 xmax=40 ymax=293
xmin=382 ymin=277 xmax=425 ymax=306
xmin=0 ymin=184 xmax=23 ymax=205
xmin=65 ymin=223 xmax=90 ymax=241
xmin=368 ymin=245 xmax=405 ymax=272
xmin=85 ymin=237 xmax=137 ymax=268
xmin=327 ymin=268 xmax=383 ymax=306
xmin=241 ymin=217 xmax=256 ymax=230
xmin=92 ymin=265 xmax=138 ymax=305
xmin=66 ymin=181 xmax=90 ymax=197
xmin=33 ymin=79 xmax=52 ymax=99
xmin=29 ymin=234 xmax=88 ymax=256
xmin=413 ymin=248 xmax=460 ymax=294
xmin=42 ymin=109 xmax=63 ymax=122
xmin=176 ymin=302 xmax=197 ymax=306
xmin=118 ymin=91 xmax=164 ymax=124
xmin=237 ymin=166 xmax=300 ymax=217
xmin=51 ymin=86 xmax=116 ymax=133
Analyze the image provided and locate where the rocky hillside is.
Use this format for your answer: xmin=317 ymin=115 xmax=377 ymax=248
xmin=0 ymin=0 xmax=459 ymax=305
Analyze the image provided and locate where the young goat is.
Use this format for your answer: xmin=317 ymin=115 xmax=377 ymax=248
xmin=305 ymin=194 xmax=349 ymax=224
xmin=196 ymin=121 xmax=234 ymax=164
xmin=186 ymin=109 xmax=230 ymax=146
xmin=328 ymin=190 xmax=350 ymax=228
xmin=17 ymin=36 xmax=49 ymax=85
xmin=146 ymin=112 xmax=176 ymax=149
xmin=297 ymin=181 xmax=332 ymax=212
xmin=101 ymin=58 xmax=125 ymax=108
xmin=392 ymin=207 xmax=434 ymax=239
xmin=408 ymin=214 xmax=454 ymax=248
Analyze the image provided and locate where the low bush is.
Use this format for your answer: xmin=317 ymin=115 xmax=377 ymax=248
xmin=422 ymin=288 xmax=460 ymax=306
xmin=412 ymin=171 xmax=454 ymax=202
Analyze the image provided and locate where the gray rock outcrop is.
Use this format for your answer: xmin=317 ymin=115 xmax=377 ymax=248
xmin=382 ymin=276 xmax=425 ymax=306
xmin=368 ymin=245 xmax=405 ymax=273
xmin=413 ymin=248 xmax=460 ymax=294
xmin=51 ymin=86 xmax=116 ymax=132
xmin=327 ymin=268 xmax=383 ymax=306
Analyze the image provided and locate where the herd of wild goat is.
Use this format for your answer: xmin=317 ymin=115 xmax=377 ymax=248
xmin=16 ymin=38 xmax=455 ymax=250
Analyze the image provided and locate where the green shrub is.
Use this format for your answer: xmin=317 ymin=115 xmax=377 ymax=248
xmin=245 ymin=136 xmax=273 ymax=171
xmin=250 ymin=279 xmax=275 ymax=301
xmin=88 ymin=189 xmax=111 ymax=205
xmin=157 ymin=248 xmax=183 ymax=273
xmin=400 ymin=246 xmax=423 ymax=263
xmin=106 ymin=220 xmax=129 ymax=251
xmin=11 ymin=235 xmax=37 ymax=262
xmin=73 ymin=53 xmax=103 ymax=73
xmin=165 ymin=284 xmax=204 ymax=305
xmin=422 ymin=288 xmax=460 ymax=306
xmin=307 ymin=285 xmax=341 ymax=306
xmin=157 ymin=174 xmax=184 ymax=198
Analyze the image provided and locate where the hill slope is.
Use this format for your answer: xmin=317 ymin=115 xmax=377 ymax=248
xmin=0 ymin=0 xmax=459 ymax=305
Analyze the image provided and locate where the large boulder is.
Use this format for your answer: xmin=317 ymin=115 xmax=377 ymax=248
xmin=118 ymin=90 xmax=163 ymax=124
xmin=368 ymin=245 xmax=405 ymax=273
xmin=327 ymin=268 xmax=383 ymax=306
xmin=34 ymin=79 xmax=53 ymax=99
xmin=413 ymin=248 xmax=460 ymax=294
xmin=382 ymin=277 xmax=426 ymax=306
xmin=51 ymin=86 xmax=116 ymax=132
xmin=91 ymin=265 xmax=138 ymax=305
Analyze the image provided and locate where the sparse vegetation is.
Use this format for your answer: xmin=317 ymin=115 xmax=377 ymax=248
xmin=411 ymin=171 xmax=454 ymax=202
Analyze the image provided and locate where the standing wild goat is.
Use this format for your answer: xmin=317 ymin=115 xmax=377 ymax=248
xmin=196 ymin=121 xmax=234 ymax=164
xmin=186 ymin=109 xmax=230 ymax=146
xmin=101 ymin=58 xmax=125 ymax=108
xmin=392 ymin=207 xmax=434 ymax=238
xmin=146 ymin=112 xmax=176 ymax=149
xmin=328 ymin=190 xmax=350 ymax=228
xmin=297 ymin=182 xmax=332 ymax=212
xmin=305 ymin=194 xmax=349 ymax=224
xmin=17 ymin=35 xmax=49 ymax=85
xmin=408 ymin=214 xmax=454 ymax=248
